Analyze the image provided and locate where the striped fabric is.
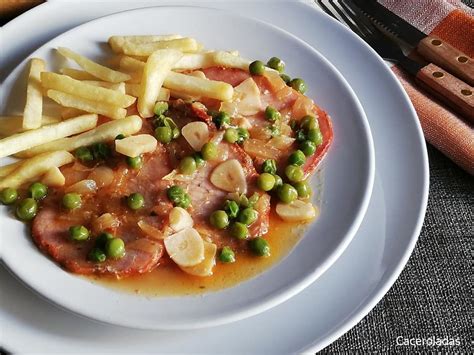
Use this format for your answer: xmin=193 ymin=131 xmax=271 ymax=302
xmin=379 ymin=0 xmax=474 ymax=174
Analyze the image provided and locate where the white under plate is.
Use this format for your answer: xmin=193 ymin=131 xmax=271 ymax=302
xmin=0 ymin=1 xmax=428 ymax=352
xmin=0 ymin=6 xmax=374 ymax=329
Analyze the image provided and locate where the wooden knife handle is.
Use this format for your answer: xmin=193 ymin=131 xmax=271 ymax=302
xmin=415 ymin=63 xmax=474 ymax=122
xmin=417 ymin=35 xmax=474 ymax=86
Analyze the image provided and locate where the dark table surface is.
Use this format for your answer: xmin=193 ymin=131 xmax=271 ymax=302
xmin=1 ymin=3 xmax=473 ymax=354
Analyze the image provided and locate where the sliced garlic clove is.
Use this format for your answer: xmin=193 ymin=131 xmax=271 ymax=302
xmin=169 ymin=207 xmax=194 ymax=232
xmin=234 ymin=77 xmax=262 ymax=115
xmin=179 ymin=241 xmax=217 ymax=277
xmin=210 ymin=159 xmax=247 ymax=193
xmin=164 ymin=228 xmax=205 ymax=267
xmin=181 ymin=121 xmax=209 ymax=151
xmin=276 ymin=200 xmax=318 ymax=222
xmin=115 ymin=134 xmax=157 ymax=157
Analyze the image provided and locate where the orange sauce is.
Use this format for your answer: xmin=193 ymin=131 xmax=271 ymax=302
xmin=90 ymin=213 xmax=308 ymax=296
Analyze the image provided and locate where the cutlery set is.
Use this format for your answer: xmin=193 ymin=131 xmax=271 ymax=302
xmin=317 ymin=0 xmax=474 ymax=121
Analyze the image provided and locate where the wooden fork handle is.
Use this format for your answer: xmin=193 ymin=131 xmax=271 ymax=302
xmin=415 ymin=63 xmax=474 ymax=122
xmin=417 ymin=35 xmax=474 ymax=86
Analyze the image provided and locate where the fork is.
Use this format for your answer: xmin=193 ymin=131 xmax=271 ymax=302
xmin=316 ymin=0 xmax=474 ymax=122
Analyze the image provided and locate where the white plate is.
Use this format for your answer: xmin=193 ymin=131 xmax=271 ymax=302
xmin=0 ymin=6 xmax=374 ymax=329
xmin=0 ymin=1 xmax=428 ymax=352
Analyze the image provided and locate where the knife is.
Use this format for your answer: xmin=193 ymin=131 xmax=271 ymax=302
xmin=351 ymin=0 xmax=474 ymax=86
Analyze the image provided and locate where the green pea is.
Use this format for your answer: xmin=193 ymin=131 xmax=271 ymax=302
xmin=248 ymin=193 xmax=260 ymax=207
xmin=69 ymin=225 xmax=89 ymax=241
xmin=201 ymin=142 xmax=218 ymax=161
xmin=224 ymin=199 xmax=239 ymax=219
xmin=265 ymin=106 xmax=281 ymax=122
xmin=95 ymin=232 xmax=114 ymax=250
xmin=155 ymin=126 xmax=173 ymax=144
xmin=154 ymin=116 xmax=179 ymax=139
xmin=293 ymin=180 xmax=312 ymax=199
xmin=179 ymin=156 xmax=197 ymax=175
xmin=289 ymin=78 xmax=307 ymax=94
xmin=237 ymin=207 xmax=258 ymax=225
xmin=272 ymin=175 xmax=283 ymax=190
xmin=106 ymin=237 xmax=126 ymax=259
xmin=74 ymin=146 xmax=93 ymax=162
xmin=62 ymin=193 xmax=82 ymax=210
xmin=193 ymin=153 xmax=206 ymax=168
xmin=230 ymin=222 xmax=249 ymax=240
xmin=115 ymin=134 xmax=126 ymax=140
xmin=249 ymin=60 xmax=265 ymax=75
xmin=0 ymin=187 xmax=18 ymax=205
xmin=210 ymin=210 xmax=229 ymax=229
xmin=288 ymin=150 xmax=306 ymax=166
xmin=213 ymin=111 xmax=231 ymax=129
xmin=28 ymin=182 xmax=48 ymax=200
xmin=167 ymin=186 xmax=191 ymax=208
xmin=257 ymin=173 xmax=276 ymax=191
xmin=285 ymin=164 xmax=305 ymax=182
xmin=177 ymin=193 xmax=191 ymax=209
xmin=277 ymin=183 xmax=298 ymax=203
xmin=261 ymin=159 xmax=277 ymax=175
xmin=269 ymin=124 xmax=281 ymax=137
xmin=295 ymin=129 xmax=307 ymax=142
xmin=219 ymin=246 xmax=235 ymax=263
xmin=224 ymin=128 xmax=239 ymax=143
xmin=300 ymin=115 xmax=318 ymax=130
xmin=125 ymin=155 xmax=143 ymax=170
xmin=16 ymin=198 xmax=38 ymax=221
xmin=88 ymin=247 xmax=106 ymax=262
xmin=267 ymin=57 xmax=285 ymax=73
xmin=167 ymin=185 xmax=185 ymax=204
xmin=91 ymin=142 xmax=111 ymax=160
xmin=237 ymin=128 xmax=249 ymax=143
xmin=307 ymin=128 xmax=323 ymax=146
xmin=280 ymin=73 xmax=291 ymax=84
xmin=249 ymin=237 xmax=270 ymax=257
xmin=299 ymin=140 xmax=317 ymax=156
xmin=153 ymin=101 xmax=169 ymax=116
xmin=127 ymin=192 xmax=145 ymax=210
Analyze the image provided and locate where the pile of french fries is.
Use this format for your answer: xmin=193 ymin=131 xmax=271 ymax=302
xmin=0 ymin=34 xmax=264 ymax=190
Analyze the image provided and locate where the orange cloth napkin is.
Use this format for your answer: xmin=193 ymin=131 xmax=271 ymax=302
xmin=379 ymin=0 xmax=474 ymax=174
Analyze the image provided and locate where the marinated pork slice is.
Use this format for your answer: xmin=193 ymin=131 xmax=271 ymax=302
xmin=31 ymin=143 xmax=172 ymax=276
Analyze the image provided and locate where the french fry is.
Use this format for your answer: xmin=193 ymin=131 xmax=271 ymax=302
xmin=79 ymin=80 xmax=125 ymax=93
xmin=211 ymin=51 xmax=250 ymax=71
xmin=164 ymin=71 xmax=233 ymax=101
xmin=119 ymin=56 xmax=145 ymax=72
xmin=47 ymin=90 xmax=126 ymax=120
xmin=0 ymin=115 xmax=61 ymax=137
xmin=41 ymin=166 xmax=65 ymax=187
xmin=57 ymin=47 xmax=131 ymax=83
xmin=17 ymin=115 xmax=142 ymax=158
xmin=169 ymin=71 xmax=206 ymax=100
xmin=0 ymin=151 xmax=74 ymax=189
xmin=138 ymin=49 xmax=183 ymax=118
xmin=174 ymin=52 xmax=214 ymax=70
xmin=60 ymin=68 xmax=99 ymax=80
xmin=211 ymin=51 xmax=277 ymax=74
xmin=109 ymin=34 xmax=183 ymax=53
xmin=125 ymin=71 xmax=143 ymax=84
xmin=0 ymin=160 xmax=23 ymax=178
xmin=61 ymin=108 xmax=87 ymax=120
xmin=122 ymin=38 xmax=198 ymax=56
xmin=23 ymin=58 xmax=46 ymax=130
xmin=126 ymin=84 xmax=169 ymax=100
xmin=41 ymin=72 xmax=135 ymax=108
xmin=0 ymin=114 xmax=98 ymax=159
